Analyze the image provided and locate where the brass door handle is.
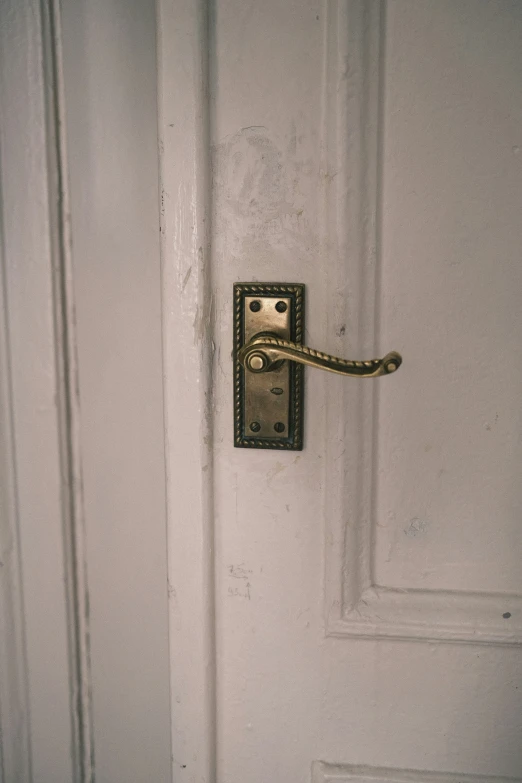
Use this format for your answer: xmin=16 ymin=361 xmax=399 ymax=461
xmin=238 ymin=335 xmax=402 ymax=378
xmin=234 ymin=283 xmax=402 ymax=450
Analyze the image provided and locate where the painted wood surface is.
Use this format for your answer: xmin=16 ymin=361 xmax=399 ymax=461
xmin=160 ymin=1 xmax=522 ymax=782
xmin=3 ymin=1 xmax=522 ymax=781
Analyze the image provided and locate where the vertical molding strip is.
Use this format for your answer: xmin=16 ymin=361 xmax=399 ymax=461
xmin=42 ymin=1 xmax=95 ymax=779
xmin=322 ymin=0 xmax=383 ymax=628
xmin=157 ymin=1 xmax=216 ymax=781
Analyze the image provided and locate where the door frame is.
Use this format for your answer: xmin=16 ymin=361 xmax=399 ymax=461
xmin=0 ymin=1 xmax=93 ymax=780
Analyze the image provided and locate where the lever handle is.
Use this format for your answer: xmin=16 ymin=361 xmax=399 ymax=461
xmin=238 ymin=334 xmax=402 ymax=378
xmin=234 ymin=282 xmax=402 ymax=450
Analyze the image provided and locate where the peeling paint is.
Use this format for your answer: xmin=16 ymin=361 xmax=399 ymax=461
xmin=404 ymin=518 xmax=430 ymax=539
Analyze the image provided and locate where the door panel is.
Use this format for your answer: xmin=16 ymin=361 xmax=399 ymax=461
xmin=377 ymin=0 xmax=522 ymax=597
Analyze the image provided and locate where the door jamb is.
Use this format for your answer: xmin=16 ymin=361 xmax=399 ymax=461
xmin=0 ymin=1 xmax=93 ymax=779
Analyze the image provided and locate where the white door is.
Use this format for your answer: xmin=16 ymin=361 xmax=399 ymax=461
xmin=2 ymin=1 xmax=522 ymax=782
xmin=160 ymin=1 xmax=522 ymax=783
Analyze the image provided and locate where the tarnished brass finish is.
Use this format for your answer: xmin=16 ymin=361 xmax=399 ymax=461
xmin=234 ymin=282 xmax=402 ymax=450
xmin=234 ymin=283 xmax=304 ymax=450
xmin=239 ymin=336 xmax=402 ymax=377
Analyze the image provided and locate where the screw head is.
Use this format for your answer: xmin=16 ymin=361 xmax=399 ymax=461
xmin=275 ymin=301 xmax=287 ymax=313
xmin=249 ymin=300 xmax=261 ymax=312
xmin=274 ymin=422 xmax=285 ymax=433
xmin=249 ymin=421 xmax=261 ymax=432
xmin=247 ymin=353 xmax=267 ymax=372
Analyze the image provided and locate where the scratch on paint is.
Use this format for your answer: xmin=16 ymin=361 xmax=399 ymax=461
xmin=193 ymin=292 xmax=214 ymax=344
xmin=182 ymin=265 xmax=192 ymax=291
xmin=266 ymin=455 xmax=300 ymax=486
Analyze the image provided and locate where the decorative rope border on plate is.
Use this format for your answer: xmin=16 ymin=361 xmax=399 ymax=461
xmin=233 ymin=283 xmax=304 ymax=450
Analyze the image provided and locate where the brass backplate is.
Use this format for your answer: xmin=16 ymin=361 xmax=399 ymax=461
xmin=234 ymin=283 xmax=304 ymax=450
